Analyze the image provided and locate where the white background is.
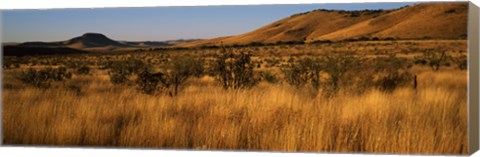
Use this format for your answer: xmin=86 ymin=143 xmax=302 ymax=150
xmin=0 ymin=0 xmax=478 ymax=157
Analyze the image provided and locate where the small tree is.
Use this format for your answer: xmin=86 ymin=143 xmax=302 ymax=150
xmin=322 ymin=52 xmax=361 ymax=93
xmin=232 ymin=51 xmax=257 ymax=89
xmin=280 ymin=57 xmax=322 ymax=89
xmin=299 ymin=57 xmax=323 ymax=89
xmin=373 ymin=54 xmax=413 ymax=92
xmin=212 ymin=47 xmax=258 ymax=89
xmin=136 ymin=56 xmax=204 ymax=96
xmin=280 ymin=62 xmax=310 ymax=88
xmin=165 ymin=56 xmax=204 ymax=95
xmin=105 ymin=58 xmax=150 ymax=85
xmin=136 ymin=71 xmax=169 ymax=95
xmin=48 ymin=67 xmax=72 ymax=81
xmin=423 ymin=49 xmax=447 ymax=71
xmin=17 ymin=68 xmax=52 ymax=88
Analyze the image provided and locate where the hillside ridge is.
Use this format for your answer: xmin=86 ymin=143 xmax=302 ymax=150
xmin=179 ymin=2 xmax=467 ymax=47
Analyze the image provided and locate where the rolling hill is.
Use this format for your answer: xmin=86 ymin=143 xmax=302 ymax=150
xmin=179 ymin=2 xmax=468 ymax=47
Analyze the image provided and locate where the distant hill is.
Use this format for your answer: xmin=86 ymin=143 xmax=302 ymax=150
xmin=119 ymin=41 xmax=171 ymax=47
xmin=118 ymin=39 xmax=202 ymax=47
xmin=64 ymin=33 xmax=127 ymax=49
xmin=179 ymin=2 xmax=468 ymax=47
xmin=7 ymin=2 xmax=468 ymax=52
xmin=163 ymin=39 xmax=203 ymax=45
xmin=18 ymin=41 xmax=65 ymax=47
xmin=3 ymin=46 xmax=89 ymax=56
xmin=15 ymin=33 xmax=181 ymax=51
xmin=18 ymin=33 xmax=129 ymax=51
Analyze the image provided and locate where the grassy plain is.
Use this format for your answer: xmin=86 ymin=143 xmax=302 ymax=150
xmin=2 ymin=40 xmax=468 ymax=154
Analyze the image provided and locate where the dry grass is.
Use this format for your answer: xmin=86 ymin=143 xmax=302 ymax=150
xmin=2 ymin=40 xmax=469 ymax=154
xmin=2 ymin=69 xmax=467 ymax=154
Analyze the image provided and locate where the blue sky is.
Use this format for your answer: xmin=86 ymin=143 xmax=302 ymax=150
xmin=2 ymin=2 xmax=414 ymax=42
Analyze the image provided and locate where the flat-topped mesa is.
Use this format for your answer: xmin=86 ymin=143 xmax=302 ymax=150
xmin=80 ymin=33 xmax=109 ymax=39
xmin=12 ymin=32 xmax=176 ymax=51
xmin=65 ymin=33 xmax=126 ymax=48
xmin=82 ymin=32 xmax=107 ymax=38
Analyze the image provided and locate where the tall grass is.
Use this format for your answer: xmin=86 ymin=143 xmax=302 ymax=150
xmin=2 ymin=70 xmax=467 ymax=154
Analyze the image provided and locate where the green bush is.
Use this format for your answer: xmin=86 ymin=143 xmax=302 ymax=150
xmin=212 ymin=47 xmax=258 ymax=89
xmin=109 ymin=72 xmax=130 ymax=85
xmin=105 ymin=58 xmax=150 ymax=85
xmin=165 ymin=56 xmax=205 ymax=95
xmin=77 ymin=65 xmax=91 ymax=75
xmin=322 ymin=52 xmax=362 ymax=93
xmin=422 ymin=49 xmax=447 ymax=71
xmin=136 ymin=71 xmax=169 ymax=95
xmin=17 ymin=67 xmax=72 ymax=89
xmin=134 ymin=56 xmax=205 ymax=96
xmin=280 ymin=57 xmax=322 ymax=89
xmin=373 ymin=54 xmax=413 ymax=92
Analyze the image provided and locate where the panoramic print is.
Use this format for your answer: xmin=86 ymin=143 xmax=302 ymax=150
xmin=2 ymin=2 xmax=469 ymax=155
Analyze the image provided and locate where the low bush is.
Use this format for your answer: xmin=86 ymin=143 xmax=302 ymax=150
xmin=260 ymin=70 xmax=278 ymax=83
xmin=105 ymin=58 xmax=150 ymax=85
xmin=212 ymin=47 xmax=259 ymax=89
xmin=16 ymin=67 xmax=72 ymax=89
xmin=136 ymin=71 xmax=169 ymax=95
xmin=76 ymin=65 xmax=91 ymax=75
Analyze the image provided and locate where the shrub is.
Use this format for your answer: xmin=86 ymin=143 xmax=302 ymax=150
xmin=212 ymin=47 xmax=258 ymax=89
xmin=453 ymin=55 xmax=467 ymax=70
xmin=134 ymin=56 xmax=205 ymax=96
xmin=457 ymin=59 xmax=467 ymax=70
xmin=3 ymin=63 xmax=12 ymax=69
xmin=16 ymin=67 xmax=72 ymax=89
xmin=414 ymin=58 xmax=427 ymax=65
xmin=67 ymin=84 xmax=83 ymax=96
xmin=422 ymin=49 xmax=447 ymax=71
xmin=105 ymin=58 xmax=150 ymax=85
xmin=280 ymin=57 xmax=323 ymax=89
xmin=260 ymin=70 xmax=278 ymax=83
xmin=17 ymin=69 xmax=51 ymax=88
xmin=264 ymin=58 xmax=280 ymax=67
xmin=49 ymin=67 xmax=72 ymax=81
xmin=373 ymin=54 xmax=413 ymax=92
xmin=165 ymin=56 xmax=205 ymax=95
xmin=377 ymin=71 xmax=413 ymax=92
xmin=110 ymin=72 xmax=130 ymax=85
xmin=280 ymin=53 xmax=367 ymax=94
xmin=322 ymin=52 xmax=362 ymax=93
xmin=280 ymin=61 xmax=310 ymax=88
xmin=77 ymin=65 xmax=91 ymax=75
xmin=136 ymin=71 xmax=169 ymax=95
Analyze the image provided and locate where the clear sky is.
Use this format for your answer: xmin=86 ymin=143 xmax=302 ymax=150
xmin=2 ymin=2 xmax=414 ymax=43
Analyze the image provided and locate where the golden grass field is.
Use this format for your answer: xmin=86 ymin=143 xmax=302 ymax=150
xmin=2 ymin=40 xmax=468 ymax=154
